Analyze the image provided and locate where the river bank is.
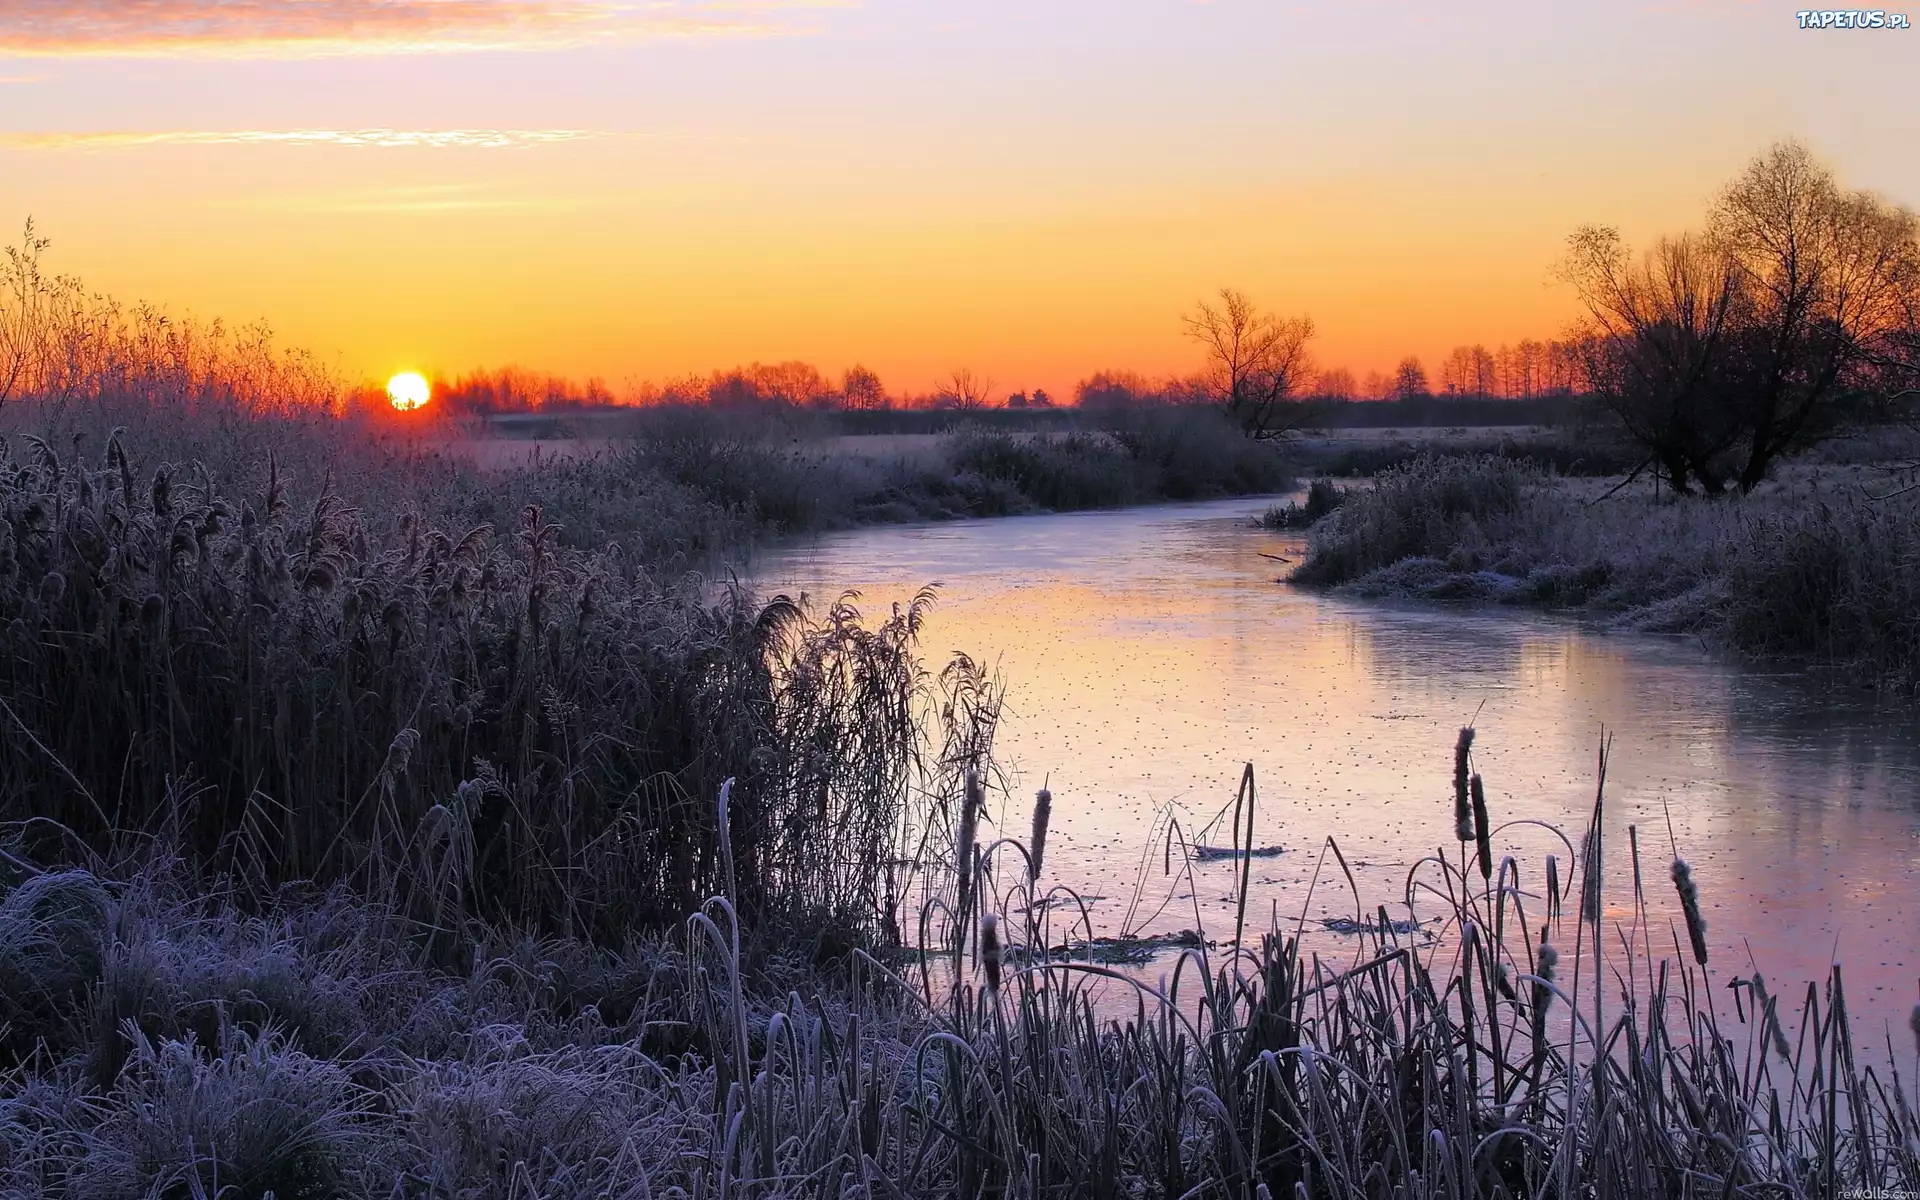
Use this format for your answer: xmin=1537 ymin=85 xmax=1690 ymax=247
xmin=443 ymin=404 xmax=1298 ymax=573
xmin=1289 ymin=448 xmax=1920 ymax=693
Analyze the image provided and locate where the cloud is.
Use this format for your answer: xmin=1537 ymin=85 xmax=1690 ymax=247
xmin=252 ymin=181 xmax=623 ymax=214
xmin=0 ymin=1 xmax=815 ymax=58
xmin=0 ymin=128 xmax=612 ymax=150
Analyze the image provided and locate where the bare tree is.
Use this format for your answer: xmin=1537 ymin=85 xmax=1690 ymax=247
xmin=1182 ymin=288 xmax=1316 ymax=438
xmin=841 ymin=364 xmax=887 ymax=410
xmin=1562 ymin=227 xmax=1749 ymax=493
xmin=1564 ymin=141 xmax=1920 ymax=494
xmin=1391 ymin=357 xmax=1429 ymax=400
xmin=939 ymin=367 xmax=994 ymax=411
xmin=1710 ymin=141 xmax=1920 ymax=489
xmin=1314 ymin=366 xmax=1357 ymax=400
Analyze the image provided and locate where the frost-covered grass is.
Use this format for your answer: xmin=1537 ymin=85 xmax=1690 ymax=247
xmin=3 ymin=732 xmax=1917 ymax=1198
xmin=1293 ymin=452 xmax=1920 ymax=691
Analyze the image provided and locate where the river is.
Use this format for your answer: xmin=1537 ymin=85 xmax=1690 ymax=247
xmin=750 ymin=495 xmax=1920 ymax=1032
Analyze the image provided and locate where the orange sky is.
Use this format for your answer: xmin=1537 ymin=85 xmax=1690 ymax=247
xmin=2 ymin=1 xmax=1916 ymax=399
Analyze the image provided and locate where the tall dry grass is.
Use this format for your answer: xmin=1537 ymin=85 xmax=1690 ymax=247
xmin=0 ymin=425 xmax=950 ymax=947
xmin=1 ymin=731 xmax=1913 ymax=1196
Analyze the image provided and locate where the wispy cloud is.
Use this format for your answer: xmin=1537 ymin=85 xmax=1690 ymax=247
xmin=0 ymin=128 xmax=612 ymax=151
xmin=0 ymin=1 xmax=821 ymax=58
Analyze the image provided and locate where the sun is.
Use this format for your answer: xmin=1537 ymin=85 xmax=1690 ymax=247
xmin=387 ymin=372 xmax=431 ymax=411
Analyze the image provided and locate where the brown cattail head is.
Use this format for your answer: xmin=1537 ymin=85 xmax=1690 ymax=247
xmin=1030 ymin=787 xmax=1051 ymax=883
xmin=958 ymin=769 xmax=980 ymax=874
xmin=956 ymin=767 xmax=981 ymax=921
xmin=1545 ymin=855 xmax=1561 ymax=918
xmin=1453 ymin=727 xmax=1475 ymax=841
xmin=980 ymin=912 xmax=1003 ymax=992
xmin=1752 ymin=972 xmax=1791 ymax=1061
xmin=1909 ymin=992 xmax=1919 ymax=1058
xmin=1671 ymin=858 xmax=1709 ymax=966
xmin=1533 ymin=942 xmax=1559 ymax=1016
xmin=1470 ymin=773 xmax=1492 ymax=880
xmin=1579 ymin=828 xmax=1601 ymax=927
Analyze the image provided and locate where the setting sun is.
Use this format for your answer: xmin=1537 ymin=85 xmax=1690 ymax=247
xmin=387 ymin=372 xmax=431 ymax=411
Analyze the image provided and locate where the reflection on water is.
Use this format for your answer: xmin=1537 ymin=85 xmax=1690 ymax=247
xmin=749 ymin=496 xmax=1920 ymax=1030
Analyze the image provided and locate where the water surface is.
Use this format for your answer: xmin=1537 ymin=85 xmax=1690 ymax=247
xmin=751 ymin=497 xmax=1920 ymax=1029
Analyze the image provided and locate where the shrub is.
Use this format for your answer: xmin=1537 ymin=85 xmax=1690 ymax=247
xmin=1719 ymin=496 xmax=1920 ymax=689
xmin=1261 ymin=478 xmax=1348 ymax=529
xmin=75 ymin=1026 xmax=383 ymax=1200
xmin=1104 ymin=405 xmax=1294 ymax=499
xmin=946 ymin=429 xmax=1141 ymax=510
xmin=0 ymin=871 xmax=112 ymax=1065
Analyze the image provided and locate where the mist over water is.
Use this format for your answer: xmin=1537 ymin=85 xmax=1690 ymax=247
xmin=750 ymin=495 xmax=1920 ymax=1031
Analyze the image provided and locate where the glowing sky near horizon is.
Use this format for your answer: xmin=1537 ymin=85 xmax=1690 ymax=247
xmin=1 ymin=1 xmax=1915 ymax=397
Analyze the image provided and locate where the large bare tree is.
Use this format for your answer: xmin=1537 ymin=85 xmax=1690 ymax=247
xmin=1711 ymin=142 xmax=1920 ymax=488
xmin=1182 ymin=288 xmax=1316 ymax=438
xmin=939 ymin=367 xmax=994 ymax=411
xmin=1564 ymin=141 xmax=1920 ymax=494
xmin=1562 ymin=228 xmax=1750 ymax=493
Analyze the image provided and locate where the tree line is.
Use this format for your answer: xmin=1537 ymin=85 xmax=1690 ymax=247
xmin=1184 ymin=141 xmax=1918 ymax=480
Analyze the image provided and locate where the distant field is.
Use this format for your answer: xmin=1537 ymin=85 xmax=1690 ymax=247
xmin=458 ymin=431 xmax=1014 ymax=471
xmin=1296 ymin=424 xmax=1555 ymax=443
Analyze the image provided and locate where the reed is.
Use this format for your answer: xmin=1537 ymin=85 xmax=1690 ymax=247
xmin=0 ymin=423 xmax=948 ymax=949
xmin=2 ymin=726 xmax=1914 ymax=1195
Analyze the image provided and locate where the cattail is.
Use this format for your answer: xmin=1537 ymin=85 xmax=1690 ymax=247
xmin=1453 ymin=727 xmax=1475 ymax=841
xmin=1545 ymin=855 xmax=1561 ymax=919
xmin=980 ymin=912 xmax=1003 ymax=992
xmin=1671 ymin=858 xmax=1709 ymax=966
xmin=1909 ymin=992 xmax=1918 ymax=1059
xmin=1579 ymin=828 xmax=1601 ymax=926
xmin=716 ymin=777 xmax=736 ymax=902
xmin=1029 ymin=786 xmax=1051 ymax=883
xmin=1532 ymin=942 xmax=1559 ymax=1016
xmin=1751 ymin=972 xmax=1791 ymax=1061
xmin=956 ymin=767 xmax=981 ymax=921
xmin=1470 ymin=773 xmax=1492 ymax=880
